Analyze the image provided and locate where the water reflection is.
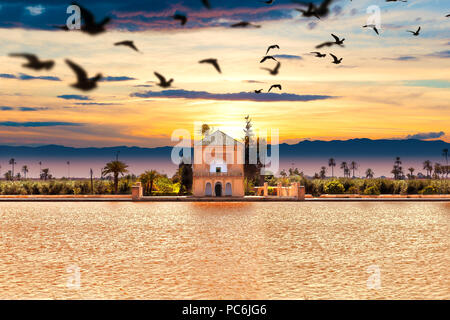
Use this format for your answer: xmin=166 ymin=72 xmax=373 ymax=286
xmin=0 ymin=202 xmax=448 ymax=299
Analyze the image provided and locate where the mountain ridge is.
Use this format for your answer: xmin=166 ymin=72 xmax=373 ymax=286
xmin=0 ymin=139 xmax=448 ymax=159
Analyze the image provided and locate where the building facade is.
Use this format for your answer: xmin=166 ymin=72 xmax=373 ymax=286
xmin=192 ymin=131 xmax=245 ymax=197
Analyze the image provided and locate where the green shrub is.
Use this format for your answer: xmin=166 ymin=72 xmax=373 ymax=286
xmin=347 ymin=186 xmax=359 ymax=194
xmin=379 ymin=179 xmax=394 ymax=194
xmin=406 ymin=180 xmax=426 ymax=194
xmin=324 ymin=180 xmax=345 ymax=194
xmin=421 ymin=185 xmax=437 ymax=195
xmin=364 ymin=185 xmax=380 ymax=195
xmin=118 ymin=180 xmax=132 ymax=194
xmin=393 ymin=180 xmax=408 ymax=194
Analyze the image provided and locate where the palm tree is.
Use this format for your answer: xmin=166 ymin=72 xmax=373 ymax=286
xmin=340 ymin=161 xmax=348 ymax=177
xmin=443 ymin=148 xmax=448 ymax=178
xmin=423 ymin=160 xmax=432 ymax=178
xmin=328 ymin=158 xmax=336 ymax=177
xmin=21 ymin=165 xmax=29 ymax=179
xmin=67 ymin=161 xmax=70 ymax=179
xmin=407 ymin=167 xmax=415 ymax=179
xmin=433 ymin=163 xmax=442 ymax=179
xmin=139 ymin=170 xmax=159 ymax=195
xmin=4 ymin=170 xmax=13 ymax=181
xmin=9 ymin=158 xmax=16 ymax=178
xmin=350 ymin=161 xmax=358 ymax=178
xmin=365 ymin=168 xmax=374 ymax=178
xmin=41 ymin=168 xmax=51 ymax=180
xmin=392 ymin=157 xmax=403 ymax=180
xmin=319 ymin=166 xmax=327 ymax=179
xmin=101 ymin=160 xmax=129 ymax=194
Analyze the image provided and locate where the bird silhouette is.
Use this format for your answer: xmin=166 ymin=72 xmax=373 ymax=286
xmin=201 ymin=0 xmax=211 ymax=9
xmin=261 ymin=62 xmax=281 ymax=75
xmin=199 ymin=59 xmax=221 ymax=73
xmin=260 ymin=56 xmax=278 ymax=63
xmin=73 ymin=2 xmax=110 ymax=35
xmin=446 ymin=14 xmax=450 ymax=17
xmin=296 ymin=4 xmax=320 ymax=19
xmin=362 ymin=24 xmax=379 ymax=35
xmin=310 ymin=51 xmax=326 ymax=58
xmin=316 ymin=34 xmax=345 ymax=48
xmin=268 ymin=84 xmax=282 ymax=92
xmin=65 ymin=59 xmax=102 ymax=91
xmin=173 ymin=14 xmax=187 ymax=25
xmin=254 ymin=89 xmax=263 ymax=94
xmin=154 ymin=72 xmax=173 ymax=88
xmin=407 ymin=26 xmax=421 ymax=36
xmin=330 ymin=53 xmax=342 ymax=64
xmin=231 ymin=21 xmax=261 ymax=28
xmin=114 ymin=41 xmax=140 ymax=52
xmin=9 ymin=53 xmax=54 ymax=70
xmin=260 ymin=0 xmax=275 ymax=4
xmin=266 ymin=44 xmax=280 ymax=55
xmin=293 ymin=0 xmax=333 ymax=18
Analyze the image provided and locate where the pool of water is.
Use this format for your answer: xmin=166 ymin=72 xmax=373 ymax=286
xmin=0 ymin=202 xmax=448 ymax=299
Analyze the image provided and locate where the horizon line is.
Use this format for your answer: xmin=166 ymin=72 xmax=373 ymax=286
xmin=0 ymin=137 xmax=449 ymax=149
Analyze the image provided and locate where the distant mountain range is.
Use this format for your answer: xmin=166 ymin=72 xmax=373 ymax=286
xmin=0 ymin=139 xmax=448 ymax=177
xmin=0 ymin=139 xmax=448 ymax=159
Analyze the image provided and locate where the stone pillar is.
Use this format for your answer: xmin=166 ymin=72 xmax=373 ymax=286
xmin=298 ymin=185 xmax=305 ymax=201
xmin=263 ymin=182 xmax=268 ymax=197
xmin=290 ymin=182 xmax=298 ymax=197
xmin=132 ymin=182 xmax=143 ymax=200
xmin=277 ymin=183 xmax=282 ymax=197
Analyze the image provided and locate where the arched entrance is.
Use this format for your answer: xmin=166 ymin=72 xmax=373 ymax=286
xmin=205 ymin=182 xmax=212 ymax=196
xmin=225 ymin=183 xmax=232 ymax=196
xmin=214 ymin=182 xmax=222 ymax=197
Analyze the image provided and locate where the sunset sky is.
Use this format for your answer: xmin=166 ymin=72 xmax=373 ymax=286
xmin=0 ymin=0 xmax=449 ymax=148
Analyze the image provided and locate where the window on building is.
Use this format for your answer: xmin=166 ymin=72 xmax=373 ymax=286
xmin=216 ymin=167 xmax=221 ymax=173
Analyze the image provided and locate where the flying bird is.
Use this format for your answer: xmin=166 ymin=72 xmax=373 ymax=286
xmin=114 ymin=41 xmax=140 ymax=52
xmin=260 ymin=56 xmax=278 ymax=63
xmin=407 ymin=26 xmax=421 ymax=36
xmin=310 ymin=51 xmax=326 ymax=58
xmin=154 ymin=72 xmax=174 ymax=88
xmin=254 ymin=89 xmax=263 ymax=94
xmin=266 ymin=44 xmax=280 ymax=55
xmin=362 ymin=24 xmax=379 ymax=35
xmin=9 ymin=53 xmax=54 ymax=70
xmin=201 ymin=0 xmax=211 ymax=9
xmin=173 ymin=14 xmax=187 ymax=25
xmin=293 ymin=0 xmax=333 ymax=18
xmin=330 ymin=53 xmax=342 ymax=64
xmin=446 ymin=14 xmax=450 ymax=17
xmin=296 ymin=3 xmax=320 ymax=19
xmin=199 ymin=58 xmax=221 ymax=73
xmin=316 ymin=33 xmax=345 ymax=49
xmin=73 ymin=2 xmax=111 ymax=35
xmin=65 ymin=59 xmax=102 ymax=91
xmin=231 ymin=21 xmax=261 ymax=28
xmin=268 ymin=84 xmax=282 ymax=92
xmin=261 ymin=62 xmax=281 ymax=75
xmin=260 ymin=0 xmax=275 ymax=4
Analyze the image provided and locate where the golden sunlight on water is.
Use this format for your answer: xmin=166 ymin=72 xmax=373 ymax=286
xmin=0 ymin=202 xmax=448 ymax=299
